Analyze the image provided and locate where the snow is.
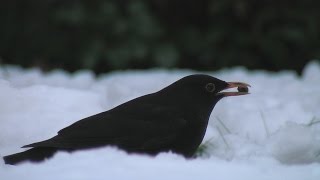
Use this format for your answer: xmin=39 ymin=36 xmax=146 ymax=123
xmin=1 ymin=61 xmax=320 ymax=179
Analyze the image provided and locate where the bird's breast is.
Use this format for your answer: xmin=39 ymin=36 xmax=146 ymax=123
xmin=174 ymin=112 xmax=210 ymax=157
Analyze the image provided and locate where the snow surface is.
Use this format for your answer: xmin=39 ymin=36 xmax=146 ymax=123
xmin=1 ymin=61 xmax=320 ymax=179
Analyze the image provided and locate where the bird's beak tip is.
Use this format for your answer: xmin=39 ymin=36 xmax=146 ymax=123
xmin=218 ymin=82 xmax=251 ymax=97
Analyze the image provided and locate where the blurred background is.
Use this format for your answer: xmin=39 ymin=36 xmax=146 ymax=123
xmin=0 ymin=0 xmax=319 ymax=74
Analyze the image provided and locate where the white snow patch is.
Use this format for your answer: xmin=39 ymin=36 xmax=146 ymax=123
xmin=1 ymin=61 xmax=320 ymax=179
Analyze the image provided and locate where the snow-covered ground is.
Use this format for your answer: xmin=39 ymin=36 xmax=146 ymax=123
xmin=0 ymin=61 xmax=320 ymax=179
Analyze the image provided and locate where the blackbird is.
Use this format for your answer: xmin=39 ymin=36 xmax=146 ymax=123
xmin=3 ymin=74 xmax=250 ymax=165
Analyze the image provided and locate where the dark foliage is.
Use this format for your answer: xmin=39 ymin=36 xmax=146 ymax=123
xmin=0 ymin=0 xmax=319 ymax=74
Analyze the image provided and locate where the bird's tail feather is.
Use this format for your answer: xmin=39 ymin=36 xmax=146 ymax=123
xmin=3 ymin=147 xmax=57 ymax=165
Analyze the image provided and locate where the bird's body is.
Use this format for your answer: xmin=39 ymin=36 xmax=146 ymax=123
xmin=3 ymin=74 xmax=250 ymax=165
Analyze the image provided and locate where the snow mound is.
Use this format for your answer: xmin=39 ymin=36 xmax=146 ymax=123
xmin=1 ymin=61 xmax=320 ymax=179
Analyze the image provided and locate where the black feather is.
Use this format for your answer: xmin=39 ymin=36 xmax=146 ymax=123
xmin=3 ymin=74 xmax=249 ymax=165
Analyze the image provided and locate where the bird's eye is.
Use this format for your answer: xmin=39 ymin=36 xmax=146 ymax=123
xmin=205 ymin=83 xmax=215 ymax=92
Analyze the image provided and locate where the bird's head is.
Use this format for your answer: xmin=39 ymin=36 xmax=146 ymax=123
xmin=162 ymin=74 xmax=250 ymax=109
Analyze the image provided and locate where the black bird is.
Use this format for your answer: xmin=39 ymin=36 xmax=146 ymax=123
xmin=3 ymin=74 xmax=250 ymax=165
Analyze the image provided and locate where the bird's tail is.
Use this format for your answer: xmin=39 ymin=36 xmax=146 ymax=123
xmin=3 ymin=147 xmax=57 ymax=165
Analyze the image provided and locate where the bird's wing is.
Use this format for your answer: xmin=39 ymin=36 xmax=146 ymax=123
xmin=24 ymin=103 xmax=187 ymax=152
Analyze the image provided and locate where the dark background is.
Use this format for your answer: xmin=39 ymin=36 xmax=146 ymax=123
xmin=0 ymin=0 xmax=319 ymax=74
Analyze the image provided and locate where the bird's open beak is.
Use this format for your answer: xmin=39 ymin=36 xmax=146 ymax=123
xmin=218 ymin=82 xmax=251 ymax=96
